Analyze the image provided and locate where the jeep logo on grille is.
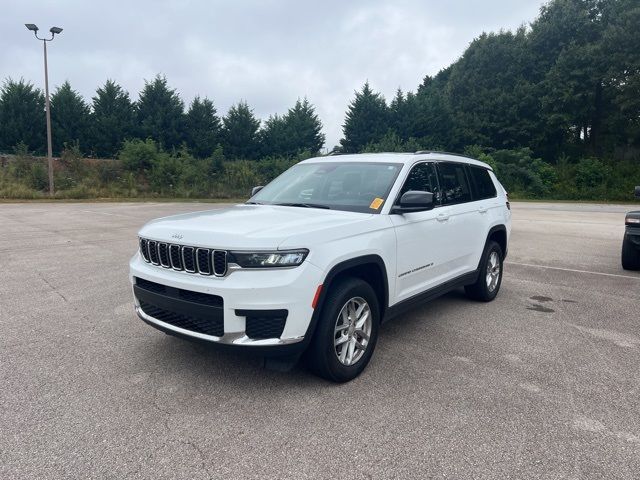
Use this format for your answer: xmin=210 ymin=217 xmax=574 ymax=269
xmin=170 ymin=233 xmax=183 ymax=240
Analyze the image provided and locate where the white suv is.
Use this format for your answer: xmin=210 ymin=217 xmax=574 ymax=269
xmin=130 ymin=152 xmax=511 ymax=382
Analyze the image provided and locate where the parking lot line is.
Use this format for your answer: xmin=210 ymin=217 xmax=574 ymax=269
xmin=507 ymin=261 xmax=640 ymax=280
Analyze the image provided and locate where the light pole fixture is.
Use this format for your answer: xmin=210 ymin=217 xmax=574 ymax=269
xmin=25 ymin=23 xmax=63 ymax=197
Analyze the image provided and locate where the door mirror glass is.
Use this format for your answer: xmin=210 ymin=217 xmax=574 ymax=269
xmin=392 ymin=190 xmax=434 ymax=213
xmin=251 ymin=185 xmax=264 ymax=197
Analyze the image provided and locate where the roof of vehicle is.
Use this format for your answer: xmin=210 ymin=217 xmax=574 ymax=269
xmin=301 ymin=152 xmax=493 ymax=170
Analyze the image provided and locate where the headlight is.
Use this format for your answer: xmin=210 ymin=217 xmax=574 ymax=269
xmin=626 ymin=215 xmax=640 ymax=225
xmin=229 ymin=249 xmax=309 ymax=268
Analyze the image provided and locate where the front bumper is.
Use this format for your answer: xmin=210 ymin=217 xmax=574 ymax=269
xmin=625 ymin=226 xmax=640 ymax=248
xmin=129 ymin=252 xmax=324 ymax=350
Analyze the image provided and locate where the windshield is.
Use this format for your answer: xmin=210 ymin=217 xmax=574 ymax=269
xmin=249 ymin=162 xmax=402 ymax=213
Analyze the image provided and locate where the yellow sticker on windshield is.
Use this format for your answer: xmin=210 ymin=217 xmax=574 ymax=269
xmin=370 ymin=197 xmax=384 ymax=210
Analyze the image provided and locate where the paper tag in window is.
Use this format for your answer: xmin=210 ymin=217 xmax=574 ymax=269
xmin=370 ymin=197 xmax=384 ymax=210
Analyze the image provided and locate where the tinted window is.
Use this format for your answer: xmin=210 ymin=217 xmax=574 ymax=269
xmin=468 ymin=166 xmax=497 ymax=200
xmin=250 ymin=162 xmax=402 ymax=213
xmin=399 ymin=162 xmax=441 ymax=204
xmin=437 ymin=162 xmax=472 ymax=205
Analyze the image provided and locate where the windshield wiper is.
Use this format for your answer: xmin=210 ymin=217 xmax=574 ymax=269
xmin=245 ymin=201 xmax=263 ymax=205
xmin=274 ymin=202 xmax=331 ymax=210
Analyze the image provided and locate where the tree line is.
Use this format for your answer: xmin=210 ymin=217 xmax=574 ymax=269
xmin=340 ymin=0 xmax=639 ymax=163
xmin=0 ymin=76 xmax=325 ymax=159
xmin=1 ymin=0 xmax=639 ymax=201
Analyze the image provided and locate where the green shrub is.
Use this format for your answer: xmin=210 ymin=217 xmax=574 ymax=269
xmin=119 ymin=138 xmax=161 ymax=172
xmin=59 ymin=141 xmax=86 ymax=181
xmin=28 ymin=162 xmax=48 ymax=190
xmin=149 ymin=153 xmax=181 ymax=193
xmin=574 ymin=157 xmax=611 ymax=199
xmin=492 ymin=148 xmax=557 ymax=197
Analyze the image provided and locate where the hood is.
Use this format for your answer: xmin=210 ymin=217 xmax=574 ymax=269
xmin=138 ymin=204 xmax=375 ymax=249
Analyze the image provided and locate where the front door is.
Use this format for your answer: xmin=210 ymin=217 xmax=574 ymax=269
xmin=390 ymin=162 xmax=451 ymax=302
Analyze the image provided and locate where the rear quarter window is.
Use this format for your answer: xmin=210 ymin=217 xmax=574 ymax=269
xmin=468 ymin=166 xmax=497 ymax=200
xmin=437 ymin=162 xmax=472 ymax=205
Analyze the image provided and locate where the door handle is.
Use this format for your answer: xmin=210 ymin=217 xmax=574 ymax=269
xmin=437 ymin=212 xmax=449 ymax=222
xmin=478 ymin=205 xmax=488 ymax=214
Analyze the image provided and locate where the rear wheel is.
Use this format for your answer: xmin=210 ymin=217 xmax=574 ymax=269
xmin=465 ymin=241 xmax=504 ymax=302
xmin=308 ymin=277 xmax=380 ymax=382
xmin=621 ymin=234 xmax=640 ymax=270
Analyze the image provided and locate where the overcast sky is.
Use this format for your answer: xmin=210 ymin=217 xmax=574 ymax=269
xmin=2 ymin=0 xmax=545 ymax=150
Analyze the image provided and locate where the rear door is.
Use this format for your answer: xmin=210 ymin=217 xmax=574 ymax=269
xmin=435 ymin=161 xmax=486 ymax=275
xmin=466 ymin=165 xmax=501 ymax=265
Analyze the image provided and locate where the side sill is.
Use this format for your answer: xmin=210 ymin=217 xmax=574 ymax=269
xmin=383 ymin=270 xmax=479 ymax=323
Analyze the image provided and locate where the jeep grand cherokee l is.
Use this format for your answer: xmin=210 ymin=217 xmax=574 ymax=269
xmin=130 ymin=152 xmax=511 ymax=382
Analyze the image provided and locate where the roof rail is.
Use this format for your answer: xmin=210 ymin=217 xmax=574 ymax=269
xmin=414 ymin=150 xmax=470 ymax=158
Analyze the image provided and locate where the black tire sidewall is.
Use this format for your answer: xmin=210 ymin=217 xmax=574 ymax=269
xmin=622 ymin=234 xmax=640 ymax=270
xmin=311 ymin=278 xmax=380 ymax=382
xmin=479 ymin=241 xmax=504 ymax=301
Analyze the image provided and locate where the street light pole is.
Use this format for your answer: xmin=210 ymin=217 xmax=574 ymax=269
xmin=25 ymin=24 xmax=63 ymax=197
xmin=43 ymin=39 xmax=54 ymax=196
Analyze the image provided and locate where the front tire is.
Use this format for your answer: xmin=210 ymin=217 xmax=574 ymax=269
xmin=465 ymin=241 xmax=504 ymax=302
xmin=307 ymin=277 xmax=380 ymax=382
xmin=621 ymin=234 xmax=640 ymax=270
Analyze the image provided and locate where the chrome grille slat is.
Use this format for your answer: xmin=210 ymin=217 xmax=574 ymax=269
xmin=196 ymin=248 xmax=212 ymax=275
xmin=169 ymin=244 xmax=183 ymax=270
xmin=158 ymin=242 xmax=171 ymax=268
xmin=212 ymin=250 xmax=227 ymax=277
xmin=139 ymin=237 xmax=227 ymax=276
xmin=182 ymin=246 xmax=197 ymax=273
xmin=148 ymin=240 xmax=160 ymax=265
xmin=139 ymin=238 xmax=150 ymax=262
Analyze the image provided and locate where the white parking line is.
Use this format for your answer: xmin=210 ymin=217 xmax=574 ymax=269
xmin=507 ymin=261 xmax=640 ymax=280
xmin=80 ymin=209 xmax=130 ymax=217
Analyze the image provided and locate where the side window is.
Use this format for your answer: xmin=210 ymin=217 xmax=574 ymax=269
xmin=468 ymin=166 xmax=497 ymax=200
xmin=398 ymin=162 xmax=441 ymax=204
xmin=437 ymin=162 xmax=472 ymax=205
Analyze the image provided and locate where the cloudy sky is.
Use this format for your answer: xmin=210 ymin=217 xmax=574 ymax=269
xmin=2 ymin=0 xmax=545 ymax=149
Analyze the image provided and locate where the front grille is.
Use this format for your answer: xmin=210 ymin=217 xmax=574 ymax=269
xmin=170 ymin=245 xmax=182 ymax=270
xmin=158 ymin=243 xmax=170 ymax=267
xmin=139 ymin=301 xmax=224 ymax=337
xmin=136 ymin=277 xmax=166 ymax=294
xmin=182 ymin=246 xmax=196 ymax=272
xmin=213 ymin=250 xmax=227 ymax=276
xmin=135 ymin=277 xmax=223 ymax=307
xmin=139 ymin=237 xmax=229 ymax=277
xmin=243 ymin=311 xmax=288 ymax=339
xmin=196 ymin=248 xmax=211 ymax=275
xmin=139 ymin=238 xmax=150 ymax=262
xmin=148 ymin=241 xmax=159 ymax=264
xmin=135 ymin=277 xmax=224 ymax=337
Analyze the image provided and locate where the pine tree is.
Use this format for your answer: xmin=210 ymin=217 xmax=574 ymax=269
xmin=185 ymin=96 xmax=221 ymax=158
xmin=0 ymin=78 xmax=45 ymax=153
xmin=137 ymin=75 xmax=185 ymax=150
xmin=283 ymin=98 xmax=325 ymax=155
xmin=50 ymin=81 xmax=91 ymax=155
xmin=89 ymin=80 xmax=135 ymax=157
xmin=340 ymin=82 xmax=389 ymax=153
xmin=222 ymin=101 xmax=260 ymax=159
xmin=259 ymin=114 xmax=288 ymax=158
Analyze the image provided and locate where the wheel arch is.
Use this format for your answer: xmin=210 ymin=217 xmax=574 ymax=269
xmin=303 ymin=255 xmax=389 ymax=343
xmin=486 ymin=224 xmax=508 ymax=259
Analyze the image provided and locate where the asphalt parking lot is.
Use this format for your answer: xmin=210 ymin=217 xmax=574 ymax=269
xmin=1 ymin=201 xmax=639 ymax=479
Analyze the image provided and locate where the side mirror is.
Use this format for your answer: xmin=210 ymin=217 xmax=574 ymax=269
xmin=635 ymin=186 xmax=640 ymax=199
xmin=251 ymin=185 xmax=264 ymax=197
xmin=391 ymin=190 xmax=434 ymax=214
